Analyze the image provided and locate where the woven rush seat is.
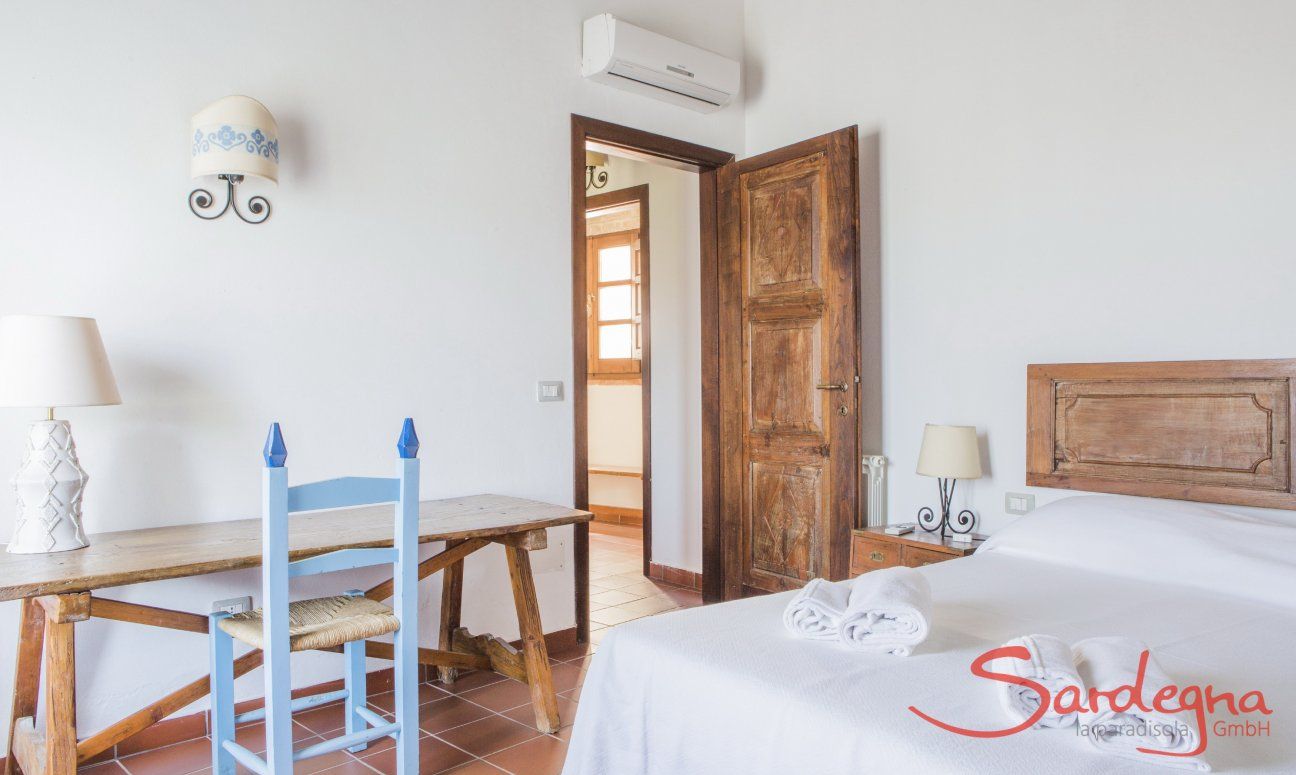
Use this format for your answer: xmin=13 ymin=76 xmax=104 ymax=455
xmin=218 ymin=595 xmax=400 ymax=652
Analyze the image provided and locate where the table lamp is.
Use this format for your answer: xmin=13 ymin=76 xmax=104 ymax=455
xmin=0 ymin=315 xmax=121 ymax=553
xmin=915 ymin=423 xmax=982 ymax=540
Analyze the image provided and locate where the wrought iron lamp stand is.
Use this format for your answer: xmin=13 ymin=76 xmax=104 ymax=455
xmin=917 ymin=477 xmax=975 ymax=539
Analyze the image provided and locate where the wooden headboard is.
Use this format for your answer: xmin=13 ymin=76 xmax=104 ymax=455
xmin=1027 ymin=359 xmax=1296 ymax=510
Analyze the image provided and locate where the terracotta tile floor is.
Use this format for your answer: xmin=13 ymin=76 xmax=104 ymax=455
xmin=80 ymin=524 xmax=701 ymax=775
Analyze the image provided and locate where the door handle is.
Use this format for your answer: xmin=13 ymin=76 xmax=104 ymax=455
xmin=816 ymin=383 xmax=848 ymax=391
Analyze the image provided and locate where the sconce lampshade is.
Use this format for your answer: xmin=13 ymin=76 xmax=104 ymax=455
xmin=916 ymin=424 xmax=982 ymax=480
xmin=586 ymin=151 xmax=610 ymax=168
xmin=0 ymin=315 xmax=121 ymax=408
xmin=191 ymin=95 xmax=279 ymax=184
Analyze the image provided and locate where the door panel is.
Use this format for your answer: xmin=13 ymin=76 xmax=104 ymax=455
xmin=747 ymin=460 xmax=822 ymax=585
xmin=746 ymin=160 xmax=822 ymax=297
xmin=719 ymin=127 xmax=860 ymax=598
xmin=748 ymin=318 xmax=822 ymax=434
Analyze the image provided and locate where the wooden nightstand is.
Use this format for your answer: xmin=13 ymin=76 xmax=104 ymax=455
xmin=850 ymin=526 xmax=985 ymax=575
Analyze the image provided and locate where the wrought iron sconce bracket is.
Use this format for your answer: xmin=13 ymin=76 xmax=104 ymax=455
xmin=188 ymin=174 xmax=272 ymax=224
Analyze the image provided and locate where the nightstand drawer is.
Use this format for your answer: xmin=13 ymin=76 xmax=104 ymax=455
xmin=851 ymin=535 xmax=901 ymax=574
xmin=902 ymin=546 xmax=952 ymax=568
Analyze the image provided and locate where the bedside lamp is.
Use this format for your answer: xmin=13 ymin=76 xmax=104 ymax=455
xmin=0 ymin=315 xmax=121 ymax=553
xmin=915 ymin=424 xmax=982 ymax=540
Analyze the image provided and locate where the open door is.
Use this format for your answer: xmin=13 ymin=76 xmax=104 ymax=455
xmin=717 ymin=127 xmax=861 ymax=599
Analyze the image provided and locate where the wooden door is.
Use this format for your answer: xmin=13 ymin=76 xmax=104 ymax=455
xmin=717 ymin=127 xmax=860 ymax=598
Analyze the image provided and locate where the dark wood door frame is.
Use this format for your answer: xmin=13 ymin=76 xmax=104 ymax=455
xmin=572 ymin=115 xmax=734 ymax=642
xmin=585 ymin=183 xmax=651 ymax=574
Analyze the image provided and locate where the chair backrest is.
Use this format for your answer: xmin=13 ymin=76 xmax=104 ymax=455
xmin=259 ymin=417 xmax=421 ymax=630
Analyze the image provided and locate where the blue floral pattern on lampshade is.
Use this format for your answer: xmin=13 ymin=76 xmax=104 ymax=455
xmin=192 ymin=124 xmax=279 ymax=161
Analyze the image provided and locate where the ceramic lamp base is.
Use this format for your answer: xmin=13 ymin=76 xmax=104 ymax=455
xmin=8 ymin=419 xmax=91 ymax=554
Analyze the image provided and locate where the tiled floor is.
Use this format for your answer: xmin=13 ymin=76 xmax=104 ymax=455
xmin=78 ymin=524 xmax=701 ymax=775
xmin=586 ymin=523 xmax=702 ymax=645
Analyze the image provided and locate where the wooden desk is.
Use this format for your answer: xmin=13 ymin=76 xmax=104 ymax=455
xmin=0 ymin=494 xmax=591 ymax=775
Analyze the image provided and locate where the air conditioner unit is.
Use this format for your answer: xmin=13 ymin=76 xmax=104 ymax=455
xmin=581 ymin=14 xmax=740 ymax=113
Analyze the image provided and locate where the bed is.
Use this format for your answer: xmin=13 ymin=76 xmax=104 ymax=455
xmin=563 ymin=359 xmax=1296 ymax=774
xmin=564 ymin=496 xmax=1296 ymax=773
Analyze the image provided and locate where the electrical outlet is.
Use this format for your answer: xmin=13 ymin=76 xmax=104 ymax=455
xmin=1005 ymin=492 xmax=1036 ymax=515
xmin=537 ymin=380 xmax=564 ymax=402
xmin=211 ymin=596 xmax=253 ymax=615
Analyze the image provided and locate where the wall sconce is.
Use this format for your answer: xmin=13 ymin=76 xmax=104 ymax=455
xmin=585 ymin=151 xmax=609 ymax=191
xmin=189 ymin=95 xmax=278 ymax=224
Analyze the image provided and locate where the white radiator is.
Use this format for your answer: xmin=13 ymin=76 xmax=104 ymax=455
xmin=862 ymin=455 xmax=887 ymax=528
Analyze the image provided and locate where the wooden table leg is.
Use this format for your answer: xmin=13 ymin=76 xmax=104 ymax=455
xmin=437 ymin=541 xmax=465 ymax=685
xmin=575 ymin=521 xmax=589 ymax=644
xmin=4 ymin=599 xmax=44 ymax=775
xmin=505 ymin=545 xmax=560 ymax=733
xmin=44 ymin=618 xmax=78 ymax=774
xmin=40 ymin=594 xmax=88 ymax=775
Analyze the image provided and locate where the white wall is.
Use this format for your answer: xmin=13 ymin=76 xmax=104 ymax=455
xmin=588 ymin=383 xmax=642 ymax=509
xmin=595 ymin=156 xmax=704 ymax=570
xmin=0 ymin=0 xmax=742 ymax=740
xmin=743 ymin=0 xmax=1296 ymax=531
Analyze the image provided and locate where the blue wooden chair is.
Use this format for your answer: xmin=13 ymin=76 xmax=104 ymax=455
xmin=208 ymin=419 xmax=421 ymax=774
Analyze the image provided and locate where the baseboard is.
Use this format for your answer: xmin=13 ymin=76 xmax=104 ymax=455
xmin=648 ymin=562 xmax=703 ymax=592
xmin=32 ymin=626 xmax=580 ymax=768
xmin=588 ymin=503 xmax=643 ymax=527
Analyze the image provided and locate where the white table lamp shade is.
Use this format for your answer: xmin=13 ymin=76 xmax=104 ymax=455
xmin=916 ymin=424 xmax=982 ymax=479
xmin=0 ymin=315 xmax=121 ymax=408
xmin=191 ymin=95 xmax=279 ymax=184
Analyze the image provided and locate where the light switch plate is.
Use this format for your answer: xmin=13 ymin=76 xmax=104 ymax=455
xmin=537 ymin=380 xmax=564 ymax=402
xmin=1005 ymin=492 xmax=1036 ymax=515
xmin=211 ymin=596 xmax=253 ymax=615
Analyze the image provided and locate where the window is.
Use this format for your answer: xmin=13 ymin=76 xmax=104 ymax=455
xmin=587 ymin=229 xmax=642 ymax=380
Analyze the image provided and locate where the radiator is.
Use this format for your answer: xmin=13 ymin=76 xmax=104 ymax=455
xmin=862 ymin=455 xmax=887 ymax=528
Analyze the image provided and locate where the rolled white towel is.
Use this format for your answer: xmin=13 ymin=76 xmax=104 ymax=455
xmin=1072 ymin=636 xmax=1209 ymax=772
xmin=991 ymin=634 xmax=1084 ymax=729
xmin=782 ymin=577 xmax=851 ymax=640
xmin=838 ymin=567 xmax=931 ymax=656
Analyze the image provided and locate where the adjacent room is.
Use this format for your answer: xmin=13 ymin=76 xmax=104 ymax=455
xmin=2 ymin=2 xmax=1294 ymax=775
xmin=582 ymin=147 xmax=705 ymax=642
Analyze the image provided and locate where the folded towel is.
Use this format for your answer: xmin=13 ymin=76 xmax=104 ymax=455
xmin=991 ymin=634 xmax=1084 ymax=729
xmin=782 ymin=577 xmax=852 ymax=640
xmin=1072 ymin=636 xmax=1209 ymax=772
xmin=838 ymin=567 xmax=931 ymax=656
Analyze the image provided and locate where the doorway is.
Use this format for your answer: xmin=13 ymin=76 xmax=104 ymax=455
xmin=571 ymin=117 xmax=731 ymax=642
xmin=570 ymin=116 xmax=863 ymax=643
xmin=585 ymin=183 xmax=650 ymax=558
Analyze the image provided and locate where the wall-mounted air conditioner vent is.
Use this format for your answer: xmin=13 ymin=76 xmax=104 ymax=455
xmin=581 ymin=14 xmax=740 ymax=113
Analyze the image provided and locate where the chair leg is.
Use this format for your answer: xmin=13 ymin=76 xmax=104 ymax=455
xmin=392 ymin=624 xmax=419 ymax=773
xmin=343 ymin=637 xmax=368 ymax=753
xmin=263 ymin=640 xmax=294 ymax=773
xmin=209 ymin=616 xmax=236 ymax=775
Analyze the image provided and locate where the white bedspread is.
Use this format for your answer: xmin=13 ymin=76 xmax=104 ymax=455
xmin=563 ymin=496 xmax=1296 ymax=774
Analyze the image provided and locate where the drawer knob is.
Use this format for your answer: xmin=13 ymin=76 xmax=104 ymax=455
xmin=868 ymin=550 xmax=885 ymax=563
